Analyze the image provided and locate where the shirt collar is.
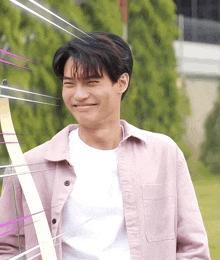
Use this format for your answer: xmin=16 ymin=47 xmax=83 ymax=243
xmin=120 ymin=120 xmax=147 ymax=144
xmin=44 ymin=120 xmax=147 ymax=162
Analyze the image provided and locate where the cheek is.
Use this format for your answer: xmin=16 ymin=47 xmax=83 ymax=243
xmin=62 ymin=90 xmax=66 ymax=103
xmin=62 ymin=90 xmax=71 ymax=107
xmin=62 ymin=87 xmax=72 ymax=99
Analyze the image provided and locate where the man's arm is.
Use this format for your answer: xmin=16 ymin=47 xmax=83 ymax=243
xmin=0 ymin=168 xmax=25 ymax=259
xmin=176 ymin=152 xmax=211 ymax=259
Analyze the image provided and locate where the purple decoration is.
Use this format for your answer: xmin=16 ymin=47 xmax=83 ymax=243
xmin=0 ymin=204 xmax=62 ymax=229
xmin=0 ymin=210 xmax=43 ymax=229
xmin=0 ymin=49 xmax=38 ymax=64
xmin=0 ymin=142 xmax=24 ymax=144
xmin=0 ymin=133 xmax=18 ymax=135
xmin=0 ymin=228 xmax=17 ymax=237
xmin=0 ymin=59 xmax=33 ymax=71
xmin=0 ymin=220 xmax=38 ymax=237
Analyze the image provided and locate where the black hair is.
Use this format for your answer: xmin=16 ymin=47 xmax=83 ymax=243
xmin=52 ymin=32 xmax=133 ymax=100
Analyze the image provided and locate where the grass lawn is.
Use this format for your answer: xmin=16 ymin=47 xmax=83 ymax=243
xmin=193 ymin=174 xmax=219 ymax=260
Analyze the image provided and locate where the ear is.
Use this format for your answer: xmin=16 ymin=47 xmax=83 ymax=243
xmin=117 ymin=73 xmax=129 ymax=95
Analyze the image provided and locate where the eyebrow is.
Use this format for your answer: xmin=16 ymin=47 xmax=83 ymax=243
xmin=63 ymin=76 xmax=73 ymax=81
xmin=63 ymin=75 xmax=102 ymax=81
xmin=85 ymin=75 xmax=102 ymax=79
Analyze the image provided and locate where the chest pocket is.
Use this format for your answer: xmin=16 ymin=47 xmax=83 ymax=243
xmin=141 ymin=182 xmax=175 ymax=242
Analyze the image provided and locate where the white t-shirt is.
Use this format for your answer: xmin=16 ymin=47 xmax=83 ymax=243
xmin=62 ymin=127 xmax=131 ymax=259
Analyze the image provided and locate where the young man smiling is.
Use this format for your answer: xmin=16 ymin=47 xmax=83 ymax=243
xmin=61 ymin=57 xmax=128 ymax=150
xmin=0 ymin=32 xmax=211 ymax=259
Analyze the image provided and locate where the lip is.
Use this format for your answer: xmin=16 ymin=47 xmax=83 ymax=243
xmin=74 ymin=104 xmax=97 ymax=107
xmin=74 ymin=104 xmax=97 ymax=111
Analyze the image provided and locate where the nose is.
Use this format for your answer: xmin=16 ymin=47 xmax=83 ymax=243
xmin=74 ymin=84 xmax=89 ymax=101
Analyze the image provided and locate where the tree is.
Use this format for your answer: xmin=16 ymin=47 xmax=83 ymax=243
xmin=199 ymin=85 xmax=220 ymax=175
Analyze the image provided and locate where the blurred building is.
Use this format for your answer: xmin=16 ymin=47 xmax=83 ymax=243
xmin=175 ymin=0 xmax=220 ymax=22
xmin=173 ymin=0 xmax=220 ymax=161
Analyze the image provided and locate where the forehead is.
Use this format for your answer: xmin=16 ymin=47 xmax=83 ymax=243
xmin=63 ymin=57 xmax=103 ymax=79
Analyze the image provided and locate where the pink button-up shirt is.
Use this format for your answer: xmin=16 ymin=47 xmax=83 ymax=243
xmin=0 ymin=120 xmax=211 ymax=259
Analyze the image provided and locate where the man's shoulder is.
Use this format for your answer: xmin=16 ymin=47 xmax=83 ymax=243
xmin=126 ymin=122 xmax=184 ymax=161
xmin=125 ymin=121 xmax=177 ymax=148
xmin=24 ymin=140 xmax=50 ymax=163
xmin=24 ymin=124 xmax=77 ymax=163
xmin=144 ymin=129 xmax=177 ymax=147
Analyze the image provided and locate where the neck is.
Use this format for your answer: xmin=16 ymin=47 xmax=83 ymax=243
xmin=78 ymin=120 xmax=123 ymax=150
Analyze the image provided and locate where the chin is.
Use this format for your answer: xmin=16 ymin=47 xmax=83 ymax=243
xmin=76 ymin=117 xmax=97 ymax=126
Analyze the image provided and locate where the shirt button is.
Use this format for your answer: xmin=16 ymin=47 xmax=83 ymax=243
xmin=64 ymin=180 xmax=70 ymax=186
xmin=52 ymin=218 xmax=56 ymax=224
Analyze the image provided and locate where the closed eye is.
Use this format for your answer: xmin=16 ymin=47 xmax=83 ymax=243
xmin=63 ymin=82 xmax=75 ymax=87
xmin=88 ymin=80 xmax=99 ymax=84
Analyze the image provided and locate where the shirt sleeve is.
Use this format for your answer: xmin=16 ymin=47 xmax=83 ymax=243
xmin=0 ymin=167 xmax=25 ymax=259
xmin=176 ymin=151 xmax=211 ymax=259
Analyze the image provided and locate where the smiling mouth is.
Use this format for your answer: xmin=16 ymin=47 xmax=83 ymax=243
xmin=73 ymin=104 xmax=97 ymax=107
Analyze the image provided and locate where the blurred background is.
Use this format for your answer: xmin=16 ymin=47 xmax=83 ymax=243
xmin=0 ymin=0 xmax=219 ymax=258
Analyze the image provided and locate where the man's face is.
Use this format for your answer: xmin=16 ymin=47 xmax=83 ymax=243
xmin=62 ymin=58 xmax=122 ymax=127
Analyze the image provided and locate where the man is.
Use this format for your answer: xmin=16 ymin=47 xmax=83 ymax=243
xmin=0 ymin=32 xmax=211 ymax=259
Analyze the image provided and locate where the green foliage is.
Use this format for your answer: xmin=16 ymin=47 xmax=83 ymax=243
xmin=193 ymin=174 xmax=219 ymax=259
xmin=199 ymin=85 xmax=220 ymax=175
xmin=121 ymin=0 xmax=189 ymax=155
xmin=187 ymin=157 xmax=213 ymax=181
xmin=80 ymin=0 xmax=122 ymax=35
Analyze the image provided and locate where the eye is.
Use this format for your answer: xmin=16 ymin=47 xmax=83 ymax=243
xmin=88 ymin=80 xmax=99 ymax=84
xmin=63 ymin=82 xmax=75 ymax=87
